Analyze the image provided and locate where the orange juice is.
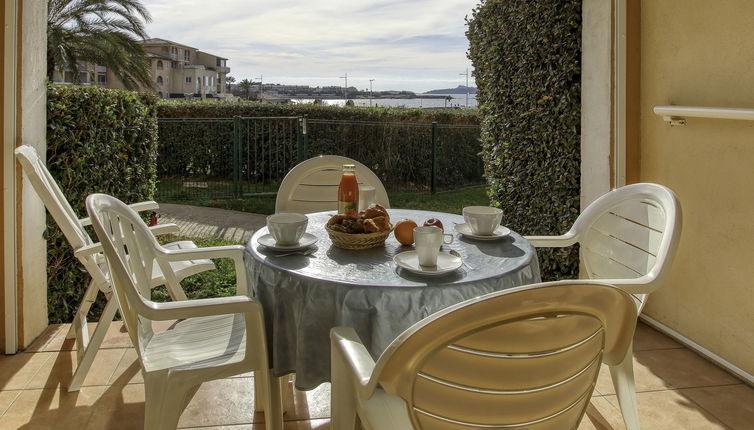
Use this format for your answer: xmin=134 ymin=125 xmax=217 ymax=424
xmin=338 ymin=164 xmax=359 ymax=215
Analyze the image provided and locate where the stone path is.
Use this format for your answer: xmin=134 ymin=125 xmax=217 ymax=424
xmin=157 ymin=203 xmax=267 ymax=244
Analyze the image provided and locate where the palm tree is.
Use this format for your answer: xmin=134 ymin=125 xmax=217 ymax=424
xmin=47 ymin=0 xmax=154 ymax=90
xmin=225 ymin=75 xmax=236 ymax=92
xmin=238 ymin=78 xmax=252 ymax=99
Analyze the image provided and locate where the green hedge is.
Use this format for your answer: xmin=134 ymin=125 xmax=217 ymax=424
xmin=156 ymin=102 xmax=483 ymax=197
xmin=46 ymin=84 xmax=158 ymax=323
xmin=467 ymin=0 xmax=582 ymax=280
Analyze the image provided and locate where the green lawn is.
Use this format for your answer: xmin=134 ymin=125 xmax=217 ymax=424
xmin=162 ymin=186 xmax=489 ymax=216
xmin=155 ymin=186 xmax=490 ymax=301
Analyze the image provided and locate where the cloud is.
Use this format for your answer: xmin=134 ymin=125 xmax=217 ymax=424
xmin=141 ymin=0 xmax=477 ymax=92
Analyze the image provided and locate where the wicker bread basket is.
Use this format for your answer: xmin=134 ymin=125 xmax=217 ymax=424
xmin=326 ymin=219 xmax=393 ymax=250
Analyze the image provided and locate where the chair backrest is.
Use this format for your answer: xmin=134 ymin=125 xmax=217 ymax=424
xmin=85 ymin=193 xmax=176 ymax=355
xmin=275 ymin=155 xmax=390 ymax=214
xmin=374 ymin=281 xmax=637 ymax=430
xmin=575 ymin=183 xmax=682 ymax=293
xmin=15 ymin=145 xmax=92 ymax=250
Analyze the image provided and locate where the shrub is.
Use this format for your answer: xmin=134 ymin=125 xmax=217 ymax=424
xmin=46 ymin=84 xmax=158 ymax=323
xmin=467 ymin=0 xmax=582 ymax=280
xmin=156 ymin=102 xmax=484 ymax=197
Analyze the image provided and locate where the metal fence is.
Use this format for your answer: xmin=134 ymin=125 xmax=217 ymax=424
xmin=156 ymin=116 xmax=483 ymax=201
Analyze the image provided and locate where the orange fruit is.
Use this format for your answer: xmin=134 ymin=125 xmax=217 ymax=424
xmin=394 ymin=219 xmax=418 ymax=245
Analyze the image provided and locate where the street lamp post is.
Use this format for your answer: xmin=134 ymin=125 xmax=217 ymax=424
xmin=369 ymin=78 xmax=374 ymax=107
xmin=340 ymin=72 xmax=348 ymax=101
xmin=459 ymin=68 xmax=469 ymax=108
xmin=255 ymin=74 xmax=263 ymax=101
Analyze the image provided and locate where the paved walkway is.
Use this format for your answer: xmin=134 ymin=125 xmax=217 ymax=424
xmin=158 ymin=203 xmax=267 ymax=244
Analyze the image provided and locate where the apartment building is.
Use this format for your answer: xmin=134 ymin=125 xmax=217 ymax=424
xmin=52 ymin=38 xmax=231 ymax=99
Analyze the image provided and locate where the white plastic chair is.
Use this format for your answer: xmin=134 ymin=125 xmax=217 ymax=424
xmin=526 ymin=182 xmax=682 ymax=430
xmin=525 ymin=183 xmax=682 ymax=313
xmin=330 ymin=281 xmax=638 ymax=430
xmin=85 ymin=193 xmax=283 ymax=430
xmin=275 ymin=155 xmax=390 ymax=213
xmin=14 ymin=145 xmax=216 ymax=391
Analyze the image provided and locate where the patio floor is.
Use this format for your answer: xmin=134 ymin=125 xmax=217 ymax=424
xmin=0 ymin=321 xmax=752 ymax=429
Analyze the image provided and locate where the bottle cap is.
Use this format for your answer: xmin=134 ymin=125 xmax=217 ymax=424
xmin=343 ymin=164 xmax=356 ymax=169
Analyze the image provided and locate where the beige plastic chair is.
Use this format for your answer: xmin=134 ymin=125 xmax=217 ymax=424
xmin=14 ymin=145 xmax=215 ymax=391
xmin=85 ymin=193 xmax=282 ymax=430
xmin=275 ymin=155 xmax=390 ymax=213
xmin=330 ymin=281 xmax=638 ymax=430
xmin=525 ymin=183 xmax=682 ymax=312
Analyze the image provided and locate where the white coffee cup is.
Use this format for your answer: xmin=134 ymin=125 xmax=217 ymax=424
xmin=463 ymin=206 xmax=503 ymax=236
xmin=358 ymin=185 xmax=376 ymax=212
xmin=267 ymin=213 xmax=308 ymax=246
xmin=414 ymin=226 xmax=453 ymax=267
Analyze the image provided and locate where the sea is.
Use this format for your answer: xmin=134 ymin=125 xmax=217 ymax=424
xmin=291 ymin=94 xmax=477 ymax=109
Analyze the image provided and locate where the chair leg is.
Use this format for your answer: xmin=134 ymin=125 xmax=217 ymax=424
xmin=68 ymin=295 xmax=119 ymax=392
xmin=66 ymin=279 xmax=101 ymax=339
xmin=165 ymin=277 xmax=188 ymax=302
xmin=609 ymin=343 xmax=641 ymax=430
xmin=331 ymin=348 xmax=359 ymax=430
xmin=255 ymin=369 xmax=284 ymax=430
xmin=144 ymin=373 xmax=191 ymax=430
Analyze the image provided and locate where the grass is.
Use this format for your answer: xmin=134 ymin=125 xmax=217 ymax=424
xmin=160 ymin=186 xmax=489 ymax=216
xmin=152 ymin=235 xmax=240 ymax=302
xmin=153 ymin=186 xmax=490 ymax=301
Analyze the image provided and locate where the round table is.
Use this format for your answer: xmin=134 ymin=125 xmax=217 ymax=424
xmin=244 ymin=209 xmax=541 ymax=390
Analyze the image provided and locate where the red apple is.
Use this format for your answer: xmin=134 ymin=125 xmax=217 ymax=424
xmin=423 ymin=218 xmax=444 ymax=231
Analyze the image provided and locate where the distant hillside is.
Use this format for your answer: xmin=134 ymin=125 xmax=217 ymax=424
xmin=423 ymin=85 xmax=477 ymax=95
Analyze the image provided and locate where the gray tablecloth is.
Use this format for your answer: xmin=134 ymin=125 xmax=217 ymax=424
xmin=244 ymin=209 xmax=541 ymax=390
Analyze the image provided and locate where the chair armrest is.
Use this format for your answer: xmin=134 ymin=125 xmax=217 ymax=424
xmin=128 ymin=200 xmax=160 ymax=213
xmin=79 ymin=201 xmax=160 ymax=227
xmin=158 ymin=245 xmax=249 ymax=295
xmin=74 ymin=242 xmax=104 ymax=260
xmin=524 ymin=231 xmax=578 ymax=248
xmin=149 ymin=223 xmax=180 ymax=236
xmin=331 ymin=327 xmax=380 ymax=399
xmin=159 ymin=245 xmax=245 ymax=261
xmin=140 ymin=295 xmax=259 ymax=321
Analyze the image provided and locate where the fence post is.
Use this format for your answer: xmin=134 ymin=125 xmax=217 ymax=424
xmin=233 ymin=116 xmax=241 ymax=198
xmin=297 ymin=116 xmax=308 ymax=162
xmin=431 ymin=122 xmax=438 ymax=194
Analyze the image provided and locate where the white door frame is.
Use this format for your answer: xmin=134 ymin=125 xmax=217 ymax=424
xmin=3 ymin=0 xmax=18 ymax=354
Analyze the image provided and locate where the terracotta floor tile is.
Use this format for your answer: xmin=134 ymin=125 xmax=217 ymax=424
xmin=681 ymin=384 xmax=754 ymax=429
xmin=604 ymin=391 xmax=728 ymax=429
xmin=284 ymin=418 xmax=330 ymax=429
xmin=178 ymin=377 xmax=260 ymax=428
xmin=107 ymin=349 xmax=143 ymax=385
xmin=23 ymin=325 xmax=68 ymax=353
xmin=0 ymin=353 xmax=51 ymax=390
xmin=0 ymin=390 xmax=22 ymax=416
xmin=100 ymin=322 xmax=134 ymax=349
xmin=84 ymin=383 xmax=145 ymax=430
xmin=26 ymin=348 xmax=126 ymax=389
xmin=633 ymin=322 xmax=683 ymax=352
xmin=0 ymin=386 xmax=107 ymax=430
xmin=596 ymin=348 xmax=740 ymax=395
xmin=578 ymin=397 xmax=627 ymax=430
xmin=284 ymin=380 xmax=331 ymax=421
xmin=41 ymin=322 xmax=97 ymax=352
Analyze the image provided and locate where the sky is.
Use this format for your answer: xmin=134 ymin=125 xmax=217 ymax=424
xmin=140 ymin=0 xmax=478 ymax=93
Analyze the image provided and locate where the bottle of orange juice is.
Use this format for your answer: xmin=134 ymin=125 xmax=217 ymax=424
xmin=338 ymin=164 xmax=359 ymax=216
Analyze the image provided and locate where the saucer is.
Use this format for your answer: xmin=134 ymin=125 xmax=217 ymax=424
xmin=258 ymin=233 xmax=318 ymax=251
xmin=394 ymin=251 xmax=463 ymax=276
xmin=454 ymin=223 xmax=511 ymax=240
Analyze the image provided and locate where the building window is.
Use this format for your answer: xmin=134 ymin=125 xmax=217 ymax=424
xmin=97 ymin=73 xmax=106 ymax=85
xmin=162 ymin=47 xmax=168 ymax=53
xmin=156 ymin=61 xmax=163 ymax=70
xmin=203 ymin=76 xmax=208 ymax=86
xmin=186 ymin=76 xmax=192 ymax=83
xmin=184 ymin=50 xmax=190 ymax=61
xmin=157 ymin=76 xmax=163 ymax=85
